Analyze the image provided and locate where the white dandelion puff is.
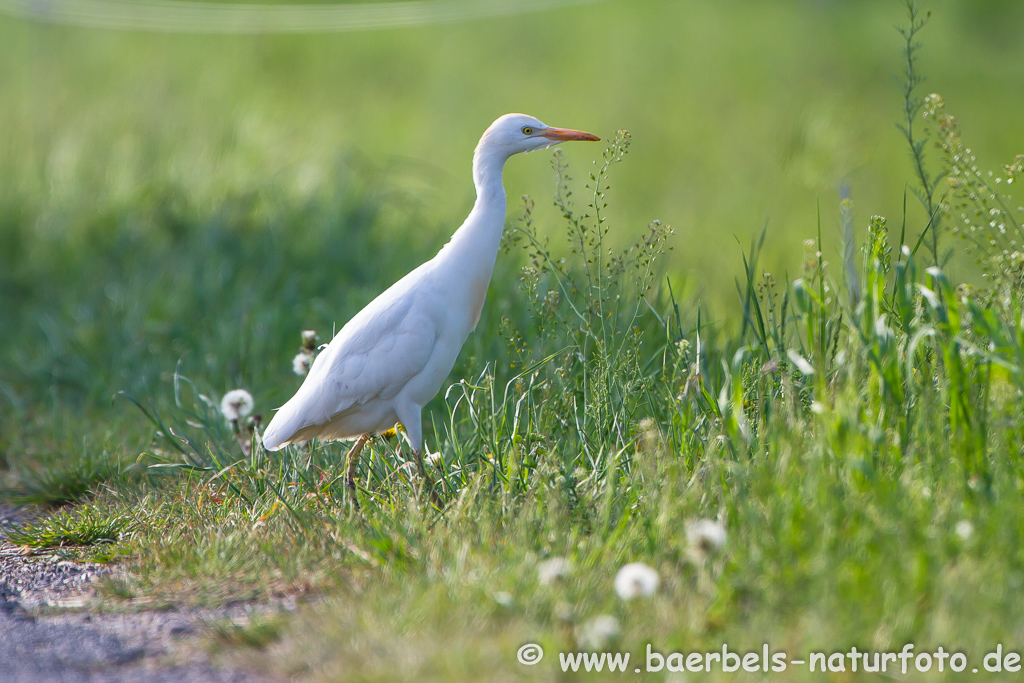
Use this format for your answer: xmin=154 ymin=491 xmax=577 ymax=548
xmin=576 ymin=614 xmax=620 ymax=650
xmin=301 ymin=329 xmax=318 ymax=348
xmin=537 ymin=557 xmax=571 ymax=585
xmin=220 ymin=389 xmax=254 ymax=422
xmin=955 ymin=520 xmax=974 ymax=540
xmin=638 ymin=417 xmax=661 ymax=452
xmin=686 ymin=519 xmax=727 ymax=561
xmin=293 ymin=351 xmax=312 ymax=376
xmin=614 ymin=562 xmax=659 ymax=600
xmin=492 ymin=591 xmax=513 ymax=607
xmin=554 ymin=601 xmax=573 ymax=621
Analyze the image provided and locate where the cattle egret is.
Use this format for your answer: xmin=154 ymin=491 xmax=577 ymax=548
xmin=262 ymin=113 xmax=600 ymax=494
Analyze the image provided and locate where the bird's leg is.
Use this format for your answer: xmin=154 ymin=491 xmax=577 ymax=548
xmin=413 ymin=447 xmax=428 ymax=481
xmin=392 ymin=407 xmax=440 ymax=506
xmin=346 ymin=434 xmax=370 ymax=493
xmin=413 ymin=448 xmax=442 ymax=507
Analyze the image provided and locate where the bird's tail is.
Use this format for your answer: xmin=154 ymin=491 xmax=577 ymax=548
xmin=262 ymin=410 xmax=297 ymax=451
xmin=261 ymin=422 xmax=287 ymax=451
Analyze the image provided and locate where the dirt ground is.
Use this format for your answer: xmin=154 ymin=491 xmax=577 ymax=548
xmin=0 ymin=505 xmax=284 ymax=683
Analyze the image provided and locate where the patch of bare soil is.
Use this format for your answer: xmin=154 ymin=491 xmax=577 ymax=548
xmin=0 ymin=505 xmax=284 ymax=683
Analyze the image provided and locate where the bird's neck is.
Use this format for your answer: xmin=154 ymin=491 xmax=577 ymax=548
xmin=438 ymin=146 xmax=509 ymax=272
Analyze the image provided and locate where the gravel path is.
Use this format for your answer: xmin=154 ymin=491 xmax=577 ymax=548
xmin=0 ymin=506 xmax=283 ymax=683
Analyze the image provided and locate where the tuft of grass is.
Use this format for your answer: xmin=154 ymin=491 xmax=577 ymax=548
xmin=1 ymin=411 xmax=145 ymax=507
xmin=2 ymin=456 xmax=123 ymax=507
xmin=99 ymin=576 xmax=139 ymax=600
xmin=5 ymin=505 xmax=132 ymax=548
xmin=210 ymin=613 xmax=289 ymax=651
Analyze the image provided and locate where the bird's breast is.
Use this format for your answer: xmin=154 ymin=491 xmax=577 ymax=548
xmin=468 ymin=273 xmax=490 ymax=330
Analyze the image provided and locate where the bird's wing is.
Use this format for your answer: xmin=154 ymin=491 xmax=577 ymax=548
xmin=312 ymin=295 xmax=438 ymax=410
xmin=263 ymin=277 xmax=439 ymax=448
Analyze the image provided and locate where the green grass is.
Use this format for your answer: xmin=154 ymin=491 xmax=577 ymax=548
xmin=6 ymin=504 xmax=131 ymax=548
xmin=2 ymin=0 xmax=1024 ymax=317
xmin=2 ymin=449 xmax=127 ymax=506
xmin=3 ymin=1 xmax=1024 ymax=681
xmin=210 ymin=613 xmax=290 ymax=651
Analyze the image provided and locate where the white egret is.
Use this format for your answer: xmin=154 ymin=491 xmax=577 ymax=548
xmin=262 ymin=113 xmax=599 ymax=493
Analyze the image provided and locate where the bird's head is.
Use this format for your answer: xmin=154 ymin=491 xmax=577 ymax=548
xmin=476 ymin=113 xmax=600 ymax=159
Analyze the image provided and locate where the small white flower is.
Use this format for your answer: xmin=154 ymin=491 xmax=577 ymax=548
xmin=576 ymin=614 xmax=620 ymax=650
xmin=638 ymin=417 xmax=661 ymax=451
xmin=220 ymin=389 xmax=254 ymax=422
xmin=955 ymin=520 xmax=974 ymax=540
xmin=492 ymin=591 xmax=513 ymax=607
xmin=686 ymin=519 xmax=727 ymax=561
xmin=293 ymin=351 xmax=312 ymax=376
xmin=553 ymin=601 xmax=573 ymax=621
xmin=537 ymin=557 xmax=571 ymax=585
xmin=614 ymin=562 xmax=659 ymax=600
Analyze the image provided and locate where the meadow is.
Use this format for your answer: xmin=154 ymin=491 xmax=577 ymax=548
xmin=3 ymin=0 xmax=1024 ymax=680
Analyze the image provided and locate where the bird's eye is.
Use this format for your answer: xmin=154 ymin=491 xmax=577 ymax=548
xmin=522 ymin=126 xmax=534 ymax=135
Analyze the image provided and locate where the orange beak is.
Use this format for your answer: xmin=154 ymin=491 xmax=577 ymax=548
xmin=540 ymin=127 xmax=601 ymax=142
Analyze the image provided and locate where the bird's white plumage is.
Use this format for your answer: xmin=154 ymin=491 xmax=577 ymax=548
xmin=262 ymin=114 xmax=599 ymax=455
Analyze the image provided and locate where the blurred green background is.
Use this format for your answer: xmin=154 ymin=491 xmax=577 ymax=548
xmin=1 ymin=0 xmax=1023 ymax=414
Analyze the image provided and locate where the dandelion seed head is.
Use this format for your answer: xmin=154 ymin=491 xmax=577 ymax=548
xmin=538 ymin=557 xmax=571 ymax=585
xmin=614 ymin=562 xmax=659 ymax=600
xmin=293 ymin=351 xmax=312 ymax=376
xmin=686 ymin=519 xmax=728 ymax=561
xmin=554 ymin=601 xmax=574 ymax=621
xmin=638 ymin=417 xmax=661 ymax=452
xmin=576 ymin=614 xmax=621 ymax=650
xmin=220 ymin=389 xmax=254 ymax=422
xmin=955 ymin=520 xmax=974 ymax=540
